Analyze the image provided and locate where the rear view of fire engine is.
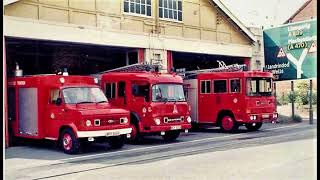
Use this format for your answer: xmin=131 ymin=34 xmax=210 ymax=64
xmin=7 ymin=66 xmax=132 ymax=154
xmin=95 ymin=63 xmax=192 ymax=142
xmin=183 ymin=62 xmax=278 ymax=132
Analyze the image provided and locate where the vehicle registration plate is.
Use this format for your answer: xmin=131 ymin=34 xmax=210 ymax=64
xmin=106 ymin=131 xmax=120 ymax=137
xmin=171 ymin=125 xmax=182 ymax=130
xmin=262 ymin=114 xmax=269 ymax=119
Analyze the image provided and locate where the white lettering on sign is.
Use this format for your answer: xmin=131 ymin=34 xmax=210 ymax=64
xmin=287 ymin=23 xmax=310 ymax=32
xmin=16 ymin=81 xmax=26 ymax=85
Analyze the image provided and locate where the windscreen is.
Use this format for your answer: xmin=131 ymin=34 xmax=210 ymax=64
xmin=152 ymin=84 xmax=186 ymax=102
xmin=62 ymin=87 xmax=108 ymax=104
xmin=246 ymin=78 xmax=272 ymax=96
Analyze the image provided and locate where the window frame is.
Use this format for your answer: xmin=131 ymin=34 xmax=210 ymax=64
xmin=123 ymin=0 xmax=152 ymax=18
xmin=213 ymin=79 xmax=228 ymax=94
xmin=229 ymin=78 xmax=241 ymax=94
xmin=159 ymin=0 xmax=183 ymax=22
xmin=200 ymin=80 xmax=211 ymax=94
xmin=105 ymin=82 xmax=116 ymax=99
xmin=49 ymin=89 xmax=61 ymax=104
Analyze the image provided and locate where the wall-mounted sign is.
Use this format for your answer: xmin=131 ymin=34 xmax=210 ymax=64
xmin=263 ymin=19 xmax=317 ymax=81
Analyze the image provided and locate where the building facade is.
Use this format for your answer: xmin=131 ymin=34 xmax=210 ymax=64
xmin=4 ymin=0 xmax=256 ymax=74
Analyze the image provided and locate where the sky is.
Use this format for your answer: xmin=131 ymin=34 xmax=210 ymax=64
xmin=221 ymin=0 xmax=308 ymax=28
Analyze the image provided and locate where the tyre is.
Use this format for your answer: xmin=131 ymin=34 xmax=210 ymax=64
xmin=191 ymin=122 xmax=200 ymax=131
xmin=220 ymin=115 xmax=239 ymax=132
xmin=245 ymin=122 xmax=262 ymax=131
xmin=109 ymin=136 xmax=125 ymax=149
xmin=162 ymin=130 xmax=180 ymax=141
xmin=60 ymin=128 xmax=80 ymax=154
xmin=128 ymin=123 xmax=142 ymax=143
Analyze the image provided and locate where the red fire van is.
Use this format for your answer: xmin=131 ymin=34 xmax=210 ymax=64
xmin=8 ymin=74 xmax=132 ymax=154
xmin=96 ymin=64 xmax=192 ymax=142
xmin=183 ymin=64 xmax=278 ymax=132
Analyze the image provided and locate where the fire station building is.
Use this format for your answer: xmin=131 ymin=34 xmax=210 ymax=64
xmin=4 ymin=0 xmax=258 ymax=146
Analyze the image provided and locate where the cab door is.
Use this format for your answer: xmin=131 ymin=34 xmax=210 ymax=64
xmin=130 ymin=81 xmax=150 ymax=113
xmin=46 ymin=89 xmax=64 ymax=138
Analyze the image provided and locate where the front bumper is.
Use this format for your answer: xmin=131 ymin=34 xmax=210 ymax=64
xmin=236 ymin=113 xmax=278 ymax=123
xmin=77 ymin=128 xmax=132 ymax=138
xmin=144 ymin=124 xmax=192 ymax=133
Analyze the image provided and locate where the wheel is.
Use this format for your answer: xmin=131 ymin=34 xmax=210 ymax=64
xmin=60 ymin=128 xmax=80 ymax=154
xmin=109 ymin=136 xmax=125 ymax=149
xmin=245 ymin=122 xmax=263 ymax=131
xmin=220 ymin=115 xmax=239 ymax=132
xmin=162 ymin=130 xmax=180 ymax=141
xmin=128 ymin=123 xmax=142 ymax=143
xmin=191 ymin=122 xmax=200 ymax=131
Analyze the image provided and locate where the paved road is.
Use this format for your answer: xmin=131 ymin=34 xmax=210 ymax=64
xmin=5 ymin=121 xmax=317 ymax=180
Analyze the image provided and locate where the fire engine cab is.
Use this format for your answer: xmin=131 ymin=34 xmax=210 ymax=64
xmin=8 ymin=71 xmax=132 ymax=154
xmin=183 ymin=63 xmax=278 ymax=132
xmin=95 ymin=64 xmax=192 ymax=142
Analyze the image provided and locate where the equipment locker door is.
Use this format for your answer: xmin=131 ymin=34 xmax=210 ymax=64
xmin=198 ymin=80 xmax=214 ymax=123
xmin=18 ymin=88 xmax=38 ymax=136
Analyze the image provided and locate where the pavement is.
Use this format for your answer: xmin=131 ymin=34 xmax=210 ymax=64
xmin=5 ymin=121 xmax=317 ymax=180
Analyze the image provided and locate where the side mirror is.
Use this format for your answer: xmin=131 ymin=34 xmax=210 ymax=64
xmin=56 ymin=98 xmax=62 ymax=106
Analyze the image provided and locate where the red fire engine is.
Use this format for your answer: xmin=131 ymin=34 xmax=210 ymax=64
xmin=183 ymin=63 xmax=278 ymax=132
xmin=95 ymin=64 xmax=192 ymax=142
xmin=8 ymin=69 xmax=132 ymax=154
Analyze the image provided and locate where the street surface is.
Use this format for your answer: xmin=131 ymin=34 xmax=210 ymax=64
xmin=5 ymin=121 xmax=317 ymax=180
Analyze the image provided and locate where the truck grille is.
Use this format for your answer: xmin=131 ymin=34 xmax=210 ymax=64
xmin=99 ymin=118 xmax=120 ymax=126
xmin=164 ymin=116 xmax=184 ymax=123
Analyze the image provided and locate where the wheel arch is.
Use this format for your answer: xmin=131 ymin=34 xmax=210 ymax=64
xmin=216 ymin=109 xmax=235 ymax=126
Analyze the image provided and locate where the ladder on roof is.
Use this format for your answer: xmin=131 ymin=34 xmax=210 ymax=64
xmin=182 ymin=62 xmax=247 ymax=78
xmin=98 ymin=63 xmax=160 ymax=74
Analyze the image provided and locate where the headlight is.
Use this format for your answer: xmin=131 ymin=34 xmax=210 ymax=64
xmin=253 ymin=115 xmax=257 ymax=120
xmin=120 ymin=117 xmax=129 ymax=124
xmin=273 ymin=113 xmax=278 ymax=118
xmin=148 ymin=107 xmax=152 ymax=112
xmin=186 ymin=116 xmax=192 ymax=123
xmin=142 ymin=107 xmax=147 ymax=113
xmin=154 ymin=118 xmax=161 ymax=125
xmin=86 ymin=120 xmax=92 ymax=127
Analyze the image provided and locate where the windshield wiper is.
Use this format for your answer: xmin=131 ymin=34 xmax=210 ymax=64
xmin=168 ymin=98 xmax=177 ymax=104
xmin=96 ymin=100 xmax=107 ymax=103
xmin=76 ymin=101 xmax=93 ymax=104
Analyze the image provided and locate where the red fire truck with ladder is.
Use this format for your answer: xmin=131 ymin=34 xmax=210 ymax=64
xmin=94 ymin=63 xmax=192 ymax=142
xmin=182 ymin=61 xmax=278 ymax=132
xmin=7 ymin=66 xmax=132 ymax=154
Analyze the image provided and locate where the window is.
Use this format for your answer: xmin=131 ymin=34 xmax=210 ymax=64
xmin=152 ymin=84 xmax=186 ymax=102
xmin=214 ymin=80 xmax=227 ymax=93
xmin=200 ymin=80 xmax=211 ymax=94
xmin=124 ymin=0 xmax=152 ymax=16
xmin=63 ymin=87 xmax=107 ymax=104
xmin=118 ymin=81 xmax=126 ymax=97
xmin=230 ymin=79 xmax=241 ymax=93
xmin=132 ymin=82 xmax=150 ymax=102
xmin=159 ymin=0 xmax=182 ymax=21
xmin=50 ymin=89 xmax=60 ymax=104
xmin=105 ymin=83 xmax=116 ymax=99
xmin=246 ymin=78 xmax=272 ymax=96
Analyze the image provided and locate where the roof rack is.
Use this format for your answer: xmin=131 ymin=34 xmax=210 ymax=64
xmin=182 ymin=61 xmax=247 ymax=78
xmin=98 ymin=63 xmax=161 ymax=74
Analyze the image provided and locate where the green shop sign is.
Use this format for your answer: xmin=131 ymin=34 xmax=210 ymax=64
xmin=263 ymin=19 xmax=317 ymax=81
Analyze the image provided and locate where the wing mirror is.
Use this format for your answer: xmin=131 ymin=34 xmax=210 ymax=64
xmin=56 ymin=98 xmax=62 ymax=106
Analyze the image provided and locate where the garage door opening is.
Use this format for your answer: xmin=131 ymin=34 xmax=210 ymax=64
xmin=172 ymin=51 xmax=248 ymax=71
xmin=5 ymin=37 xmax=140 ymax=77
